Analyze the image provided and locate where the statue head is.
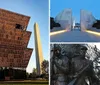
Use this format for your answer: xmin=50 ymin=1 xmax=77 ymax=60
xmin=79 ymin=45 xmax=88 ymax=58
xmin=54 ymin=46 xmax=61 ymax=58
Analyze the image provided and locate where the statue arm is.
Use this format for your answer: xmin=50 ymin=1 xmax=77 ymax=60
xmin=54 ymin=59 xmax=69 ymax=73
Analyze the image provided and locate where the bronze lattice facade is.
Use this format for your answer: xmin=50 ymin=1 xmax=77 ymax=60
xmin=0 ymin=8 xmax=33 ymax=68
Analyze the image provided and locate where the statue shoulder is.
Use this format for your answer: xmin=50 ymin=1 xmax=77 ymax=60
xmin=63 ymin=55 xmax=69 ymax=60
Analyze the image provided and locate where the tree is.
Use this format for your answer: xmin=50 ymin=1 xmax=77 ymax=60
xmin=26 ymin=72 xmax=30 ymax=79
xmin=50 ymin=17 xmax=61 ymax=30
xmin=31 ymin=68 xmax=37 ymax=79
xmin=32 ymin=68 xmax=37 ymax=73
xmin=41 ymin=60 xmax=49 ymax=80
xmin=92 ymin=20 xmax=100 ymax=29
xmin=41 ymin=60 xmax=49 ymax=74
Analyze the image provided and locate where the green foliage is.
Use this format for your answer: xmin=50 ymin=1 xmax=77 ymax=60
xmin=92 ymin=20 xmax=100 ymax=29
xmin=33 ymin=68 xmax=37 ymax=73
xmin=28 ymin=68 xmax=37 ymax=79
xmin=41 ymin=60 xmax=49 ymax=80
xmin=26 ymin=72 xmax=30 ymax=78
xmin=41 ymin=60 xmax=49 ymax=74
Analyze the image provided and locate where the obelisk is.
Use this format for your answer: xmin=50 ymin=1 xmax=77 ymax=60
xmin=34 ymin=23 xmax=44 ymax=75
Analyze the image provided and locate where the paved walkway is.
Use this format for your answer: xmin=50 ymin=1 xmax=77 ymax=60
xmin=50 ymin=30 xmax=100 ymax=42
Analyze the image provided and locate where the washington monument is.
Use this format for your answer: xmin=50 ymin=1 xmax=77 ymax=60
xmin=34 ymin=23 xmax=44 ymax=75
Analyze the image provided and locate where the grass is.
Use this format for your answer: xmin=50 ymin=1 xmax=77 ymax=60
xmin=0 ymin=80 xmax=49 ymax=85
xmin=0 ymin=84 xmax=49 ymax=85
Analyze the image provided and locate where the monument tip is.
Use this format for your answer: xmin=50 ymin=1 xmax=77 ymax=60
xmin=34 ymin=22 xmax=38 ymax=25
xmin=34 ymin=22 xmax=39 ymax=29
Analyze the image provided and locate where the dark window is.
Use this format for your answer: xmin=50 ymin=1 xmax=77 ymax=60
xmin=18 ymin=37 xmax=22 ymax=40
xmin=6 ymin=35 xmax=8 ymax=38
xmin=10 ymin=63 xmax=13 ymax=67
xmin=10 ymin=31 xmax=12 ymax=35
xmin=16 ymin=24 xmax=23 ymax=29
xmin=2 ymin=58 xmax=4 ymax=62
xmin=0 ymin=34 xmax=3 ymax=37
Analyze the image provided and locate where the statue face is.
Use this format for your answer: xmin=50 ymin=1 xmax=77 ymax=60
xmin=54 ymin=50 xmax=61 ymax=57
xmin=80 ymin=49 xmax=87 ymax=58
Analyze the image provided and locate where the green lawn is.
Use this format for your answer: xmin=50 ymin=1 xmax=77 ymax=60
xmin=0 ymin=80 xmax=49 ymax=85
xmin=0 ymin=84 xmax=49 ymax=85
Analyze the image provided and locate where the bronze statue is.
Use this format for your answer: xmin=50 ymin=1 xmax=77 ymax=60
xmin=69 ymin=45 xmax=100 ymax=85
xmin=51 ymin=45 xmax=100 ymax=85
xmin=51 ymin=45 xmax=69 ymax=85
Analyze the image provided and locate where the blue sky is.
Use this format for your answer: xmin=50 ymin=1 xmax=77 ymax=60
xmin=0 ymin=0 xmax=49 ymax=73
xmin=51 ymin=0 xmax=100 ymax=23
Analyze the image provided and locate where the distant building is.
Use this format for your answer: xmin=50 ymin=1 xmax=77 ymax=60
xmin=74 ymin=23 xmax=80 ymax=28
xmin=72 ymin=17 xmax=75 ymax=29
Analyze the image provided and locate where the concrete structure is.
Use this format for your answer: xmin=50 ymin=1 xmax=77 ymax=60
xmin=53 ymin=9 xmax=97 ymax=32
xmin=34 ymin=23 xmax=44 ymax=75
xmin=54 ymin=9 xmax=72 ymax=31
xmin=80 ymin=10 xmax=96 ymax=31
